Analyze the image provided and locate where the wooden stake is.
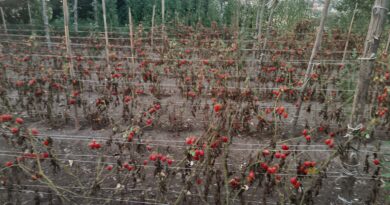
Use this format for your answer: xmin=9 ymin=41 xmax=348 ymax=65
xmin=258 ymin=1 xmax=277 ymax=67
xmin=162 ymin=0 xmax=165 ymax=26
xmin=255 ymin=1 xmax=260 ymax=31
xmin=101 ymin=0 xmax=110 ymax=73
xmin=342 ymin=3 xmax=358 ymax=63
xmin=341 ymin=2 xmax=388 ymax=203
xmin=235 ymin=2 xmax=240 ymax=88
xmin=256 ymin=0 xmax=266 ymax=39
xmin=93 ymin=0 xmax=98 ymax=26
xmin=385 ymin=30 xmax=390 ymax=53
xmin=324 ymin=3 xmax=358 ymax=94
xmin=27 ymin=0 xmax=33 ymax=25
xmin=128 ymin=7 xmax=135 ymax=66
xmin=253 ymin=0 xmax=265 ymax=68
xmin=350 ymin=0 xmax=389 ymax=126
xmin=151 ymin=5 xmax=156 ymax=48
xmin=292 ymin=0 xmax=331 ymax=127
xmin=235 ymin=1 xmax=240 ymax=30
xmin=0 ymin=7 xmax=7 ymax=34
xmin=0 ymin=31 xmax=5 ymax=83
xmin=73 ymin=0 xmax=79 ymax=32
xmin=63 ymin=0 xmax=74 ymax=77
xmin=41 ymin=0 xmax=51 ymax=50
xmin=161 ymin=0 xmax=165 ymax=43
xmin=63 ymin=0 xmax=79 ymax=130
xmin=161 ymin=0 xmax=167 ymax=52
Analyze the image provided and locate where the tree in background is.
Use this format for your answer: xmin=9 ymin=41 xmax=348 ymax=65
xmin=0 ymin=0 xmax=249 ymax=29
xmin=333 ymin=0 xmax=385 ymax=34
xmin=0 ymin=0 xmax=36 ymax=24
xmin=0 ymin=0 xmax=378 ymax=33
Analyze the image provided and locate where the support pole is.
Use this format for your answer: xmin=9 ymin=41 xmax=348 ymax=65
xmin=342 ymin=3 xmax=358 ymax=63
xmin=0 ymin=7 xmax=7 ymax=34
xmin=340 ymin=1 xmax=388 ymax=204
xmin=27 ymin=0 xmax=33 ymax=25
xmin=93 ymin=0 xmax=98 ymax=26
xmin=128 ymin=7 xmax=135 ymax=66
xmin=256 ymin=0 xmax=266 ymax=39
xmin=385 ymin=30 xmax=390 ymax=53
xmin=161 ymin=0 xmax=165 ymax=44
xmin=102 ymin=0 xmax=110 ymax=73
xmin=253 ymin=0 xmax=265 ymax=69
xmin=258 ymin=1 xmax=277 ymax=68
xmin=151 ymin=4 xmax=156 ymax=48
xmin=73 ymin=0 xmax=78 ymax=32
xmin=350 ymin=0 xmax=388 ymax=126
xmin=292 ymin=0 xmax=331 ymax=128
xmin=162 ymin=0 xmax=165 ymax=26
xmin=41 ymin=0 xmax=51 ymax=50
xmin=63 ymin=0 xmax=79 ymax=130
xmin=63 ymin=0 xmax=75 ymax=77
